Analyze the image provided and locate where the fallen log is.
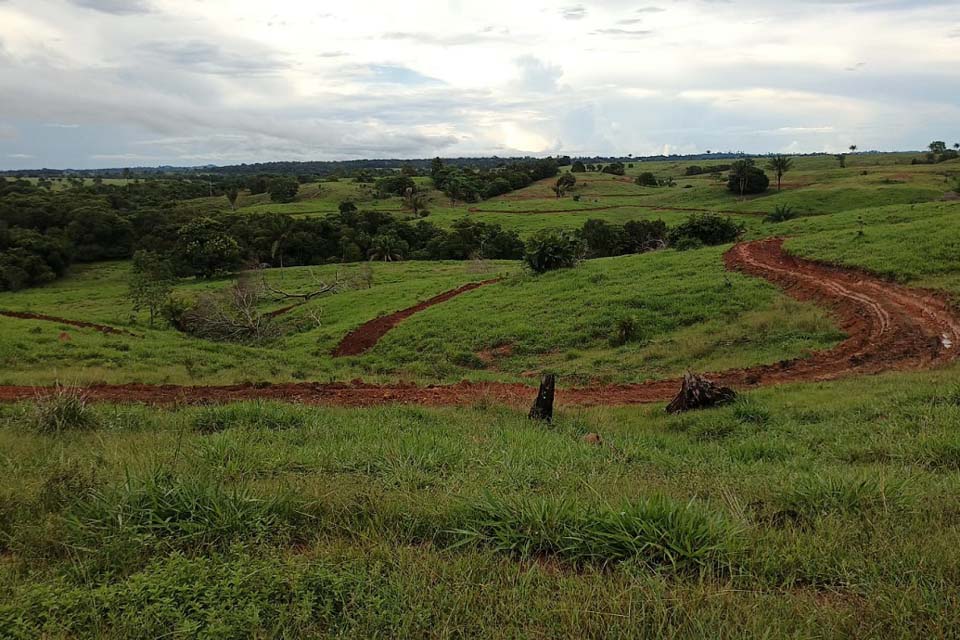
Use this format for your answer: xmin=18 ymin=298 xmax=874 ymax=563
xmin=666 ymin=373 xmax=737 ymax=414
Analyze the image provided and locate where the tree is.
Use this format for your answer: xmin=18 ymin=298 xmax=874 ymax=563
xmin=552 ymin=173 xmax=577 ymax=198
xmin=836 ymin=153 xmax=847 ymax=169
xmin=849 ymin=145 xmax=858 ymax=153
xmin=766 ymin=155 xmax=793 ymax=191
xmin=225 ymin=187 xmax=239 ymax=211
xmin=601 ymin=162 xmax=626 ymax=176
xmin=635 ymin=172 xmax=658 ymax=187
xmin=728 ymin=159 xmax=769 ymax=196
xmin=173 ymin=218 xmax=243 ymax=279
xmin=402 ymin=187 xmax=430 ymax=216
xmin=368 ymin=232 xmax=408 ymax=262
xmin=128 ymin=250 xmax=176 ymax=326
xmin=570 ymin=160 xmax=586 ymax=173
xmin=954 ymin=143 xmax=959 ymax=151
xmin=267 ymin=176 xmax=299 ymax=203
xmin=930 ymin=141 xmax=948 ymax=154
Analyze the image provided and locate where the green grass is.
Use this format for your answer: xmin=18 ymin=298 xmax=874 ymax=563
xmin=3 ymin=368 xmax=960 ymax=636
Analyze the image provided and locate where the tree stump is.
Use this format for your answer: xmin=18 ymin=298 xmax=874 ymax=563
xmin=529 ymin=374 xmax=556 ymax=422
xmin=666 ymin=373 xmax=737 ymax=414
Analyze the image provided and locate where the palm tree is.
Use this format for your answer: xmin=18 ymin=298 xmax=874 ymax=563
xmin=368 ymin=234 xmax=406 ymax=262
xmin=849 ymin=145 xmax=858 ymax=153
xmin=766 ymin=155 xmax=793 ymax=191
xmin=730 ymin=158 xmax=755 ymax=198
xmin=401 ymin=187 xmax=429 ymax=216
xmin=954 ymin=143 xmax=959 ymax=151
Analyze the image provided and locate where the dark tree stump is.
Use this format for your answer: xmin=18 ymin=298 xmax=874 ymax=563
xmin=529 ymin=374 xmax=556 ymax=422
xmin=666 ymin=373 xmax=737 ymax=414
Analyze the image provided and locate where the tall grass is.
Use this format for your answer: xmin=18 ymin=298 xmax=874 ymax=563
xmin=452 ymin=494 xmax=738 ymax=571
xmin=28 ymin=386 xmax=99 ymax=434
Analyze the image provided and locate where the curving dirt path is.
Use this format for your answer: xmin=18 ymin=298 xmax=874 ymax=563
xmin=0 ymin=310 xmax=140 ymax=337
xmin=1 ymin=238 xmax=958 ymax=408
xmin=332 ymin=279 xmax=502 ymax=357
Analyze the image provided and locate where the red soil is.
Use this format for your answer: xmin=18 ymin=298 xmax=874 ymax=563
xmin=0 ymin=310 xmax=140 ymax=337
xmin=2 ymin=239 xmax=958 ymax=408
xmin=331 ymin=279 xmax=502 ymax=357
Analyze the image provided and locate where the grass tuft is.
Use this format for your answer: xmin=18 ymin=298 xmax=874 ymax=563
xmin=28 ymin=387 xmax=99 ymax=434
xmin=452 ymin=494 xmax=737 ymax=570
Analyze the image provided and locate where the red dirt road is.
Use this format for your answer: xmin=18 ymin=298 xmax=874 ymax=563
xmin=332 ymin=279 xmax=502 ymax=357
xmin=1 ymin=239 xmax=958 ymax=408
xmin=0 ymin=311 xmax=139 ymax=337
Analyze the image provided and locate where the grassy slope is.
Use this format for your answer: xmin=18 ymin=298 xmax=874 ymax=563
xmin=3 ymin=367 xmax=960 ymax=637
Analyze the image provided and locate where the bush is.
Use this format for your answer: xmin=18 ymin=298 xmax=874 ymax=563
xmin=611 ymin=315 xmax=643 ymax=346
xmin=601 ymin=162 xmax=625 ymax=176
xmin=523 ymin=230 xmax=583 ymax=273
xmin=669 ymin=213 xmax=744 ymax=248
xmin=29 ymin=387 xmax=99 ymax=434
xmin=635 ymin=172 xmax=658 ymax=187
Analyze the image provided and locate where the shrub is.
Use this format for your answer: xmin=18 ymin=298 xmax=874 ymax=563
xmin=267 ymin=176 xmax=300 ymax=203
xmin=601 ymin=162 xmax=625 ymax=176
xmin=765 ymin=205 xmax=798 ymax=223
xmin=635 ymin=172 xmax=659 ymax=187
xmin=29 ymin=387 xmax=99 ymax=434
xmin=669 ymin=213 xmax=744 ymax=249
xmin=611 ymin=315 xmax=643 ymax=346
xmin=523 ymin=230 xmax=583 ymax=273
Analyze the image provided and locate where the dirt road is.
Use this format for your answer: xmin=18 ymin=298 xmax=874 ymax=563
xmin=1 ymin=239 xmax=957 ymax=408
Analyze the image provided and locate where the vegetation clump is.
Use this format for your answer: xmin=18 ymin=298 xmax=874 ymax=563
xmin=454 ymin=494 xmax=736 ymax=570
xmin=522 ymin=230 xmax=584 ymax=273
xmin=669 ymin=213 xmax=744 ymax=249
xmin=29 ymin=387 xmax=99 ymax=434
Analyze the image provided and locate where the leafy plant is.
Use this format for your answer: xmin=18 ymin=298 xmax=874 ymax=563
xmin=523 ymin=230 xmax=583 ymax=273
xmin=765 ymin=205 xmax=798 ymax=223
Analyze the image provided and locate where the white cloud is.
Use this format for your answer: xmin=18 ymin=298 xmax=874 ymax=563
xmin=0 ymin=0 xmax=957 ymax=167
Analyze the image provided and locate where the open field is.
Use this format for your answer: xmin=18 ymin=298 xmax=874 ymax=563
xmin=3 ymin=368 xmax=960 ymax=637
xmin=3 ymin=152 xmax=960 ymax=637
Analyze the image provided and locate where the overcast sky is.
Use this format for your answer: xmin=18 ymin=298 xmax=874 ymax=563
xmin=0 ymin=0 xmax=957 ymax=169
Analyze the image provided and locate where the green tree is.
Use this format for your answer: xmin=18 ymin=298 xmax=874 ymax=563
xmin=402 ymin=187 xmax=430 ymax=216
xmin=225 ymin=187 xmax=239 ymax=211
xmin=267 ymin=177 xmax=299 ymax=203
xmin=766 ymin=155 xmax=793 ymax=191
xmin=173 ymin=218 xmax=243 ymax=279
xmin=929 ymin=141 xmax=948 ymax=154
xmin=835 ymin=153 xmax=847 ymax=168
xmin=728 ymin=159 xmax=769 ymax=196
xmin=128 ymin=250 xmax=177 ymax=326
xmin=368 ymin=232 xmax=408 ymax=262
xmin=570 ymin=160 xmax=586 ymax=173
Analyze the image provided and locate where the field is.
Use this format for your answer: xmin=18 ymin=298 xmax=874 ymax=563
xmin=2 ymin=153 xmax=960 ymax=637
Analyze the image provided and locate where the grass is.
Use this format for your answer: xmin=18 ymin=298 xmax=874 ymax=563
xmin=4 ymin=153 xmax=960 ymax=636
xmin=3 ymin=368 xmax=960 ymax=636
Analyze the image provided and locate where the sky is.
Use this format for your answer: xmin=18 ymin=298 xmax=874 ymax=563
xmin=0 ymin=0 xmax=957 ymax=169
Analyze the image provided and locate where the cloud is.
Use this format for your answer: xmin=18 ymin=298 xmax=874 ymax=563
xmin=560 ymin=5 xmax=586 ymax=20
xmin=366 ymin=64 xmax=443 ymax=85
xmin=8 ymin=153 xmax=34 ymax=158
xmin=67 ymin=0 xmax=152 ymax=15
xmin=136 ymin=40 xmax=288 ymax=76
xmin=515 ymin=55 xmax=563 ymax=92
xmin=591 ymin=28 xmax=654 ymax=36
